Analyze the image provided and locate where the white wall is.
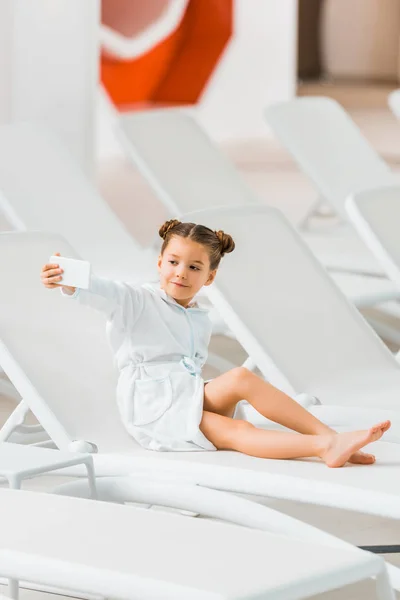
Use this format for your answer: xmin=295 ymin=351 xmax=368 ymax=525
xmin=195 ymin=0 xmax=298 ymax=141
xmin=0 ymin=0 xmax=100 ymax=176
xmin=321 ymin=0 xmax=400 ymax=80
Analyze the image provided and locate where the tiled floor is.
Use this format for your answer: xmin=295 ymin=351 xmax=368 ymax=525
xmin=2 ymin=81 xmax=400 ymax=599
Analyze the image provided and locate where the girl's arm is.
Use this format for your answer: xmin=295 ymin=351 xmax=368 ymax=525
xmin=41 ymin=256 xmax=144 ymax=323
xmin=66 ymin=274 xmax=143 ymax=320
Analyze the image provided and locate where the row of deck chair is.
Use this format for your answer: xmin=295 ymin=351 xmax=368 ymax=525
xmin=1 ymin=94 xmax=397 ymax=330
xmin=264 ymin=94 xmax=400 ymax=350
xmin=117 ymin=88 xmax=400 ymax=350
xmin=352 ymin=88 xmax=400 ymax=299
xmin=1 ymin=115 xmax=400 ymax=441
xmin=0 ymin=488 xmax=394 ymax=600
xmin=0 ymin=110 xmax=399 ymax=419
xmin=0 ymin=112 xmax=397 ymax=375
xmin=0 ymin=118 xmax=395 ymax=403
xmin=264 ymin=91 xmax=400 ymax=351
xmin=2 ymin=209 xmax=400 ymax=588
xmin=1 ymin=99 xmax=400 ymax=593
xmin=116 ymin=102 xmax=400 ymax=343
xmin=263 ymin=96 xmax=400 ymax=345
xmin=0 ymin=122 xmax=241 ymax=402
xmin=0 ymin=218 xmax=396 ymax=597
xmin=0 ymin=113 xmax=398 ymax=325
xmin=3 ymin=192 xmax=400 ymax=437
xmin=0 ymin=115 xmax=395 ymax=315
xmin=119 ymin=98 xmax=393 ymax=278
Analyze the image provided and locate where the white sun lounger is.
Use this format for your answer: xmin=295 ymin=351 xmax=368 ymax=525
xmin=0 ymin=120 xmax=157 ymax=415
xmin=0 ymin=489 xmax=394 ymax=600
xmin=2 ymin=224 xmax=400 ymax=587
xmin=0 ymin=120 xmax=397 ymax=336
xmin=346 ymin=184 xmax=400 ymax=291
xmin=0 ymin=122 xmax=157 ymax=283
xmin=117 ymin=110 xmax=260 ymax=216
xmin=183 ymin=206 xmax=400 ymax=422
xmin=0 ymin=123 xmax=237 ymax=402
xmin=264 ymin=96 xmax=399 ymax=276
xmin=116 ymin=109 xmax=400 ymax=331
xmin=346 ymin=185 xmax=400 ymax=359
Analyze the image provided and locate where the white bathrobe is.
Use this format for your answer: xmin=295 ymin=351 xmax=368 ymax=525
xmin=67 ymin=275 xmax=216 ymax=452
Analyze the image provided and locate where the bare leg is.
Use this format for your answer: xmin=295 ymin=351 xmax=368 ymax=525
xmin=200 ymin=411 xmax=391 ymax=467
xmin=204 ymin=367 xmax=335 ymax=435
xmin=204 ymin=368 xmax=384 ymax=464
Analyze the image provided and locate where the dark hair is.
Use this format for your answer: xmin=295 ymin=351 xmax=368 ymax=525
xmin=159 ymin=219 xmax=235 ymax=270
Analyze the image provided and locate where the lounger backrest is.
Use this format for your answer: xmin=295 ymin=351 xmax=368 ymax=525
xmin=346 ymin=185 xmax=400 ymax=291
xmin=118 ymin=110 xmax=257 ymax=215
xmin=0 ymin=232 xmax=136 ymax=452
xmin=183 ymin=205 xmax=398 ymax=398
xmin=0 ymin=122 xmax=143 ymax=279
xmin=265 ymin=97 xmax=394 ymax=220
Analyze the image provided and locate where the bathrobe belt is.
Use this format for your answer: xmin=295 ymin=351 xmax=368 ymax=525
xmin=125 ymin=356 xmax=201 ymax=376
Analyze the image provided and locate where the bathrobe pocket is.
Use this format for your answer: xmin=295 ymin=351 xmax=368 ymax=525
xmin=130 ymin=377 xmax=173 ymax=426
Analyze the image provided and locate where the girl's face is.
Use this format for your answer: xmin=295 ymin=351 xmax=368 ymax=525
xmin=157 ymin=236 xmax=217 ymax=307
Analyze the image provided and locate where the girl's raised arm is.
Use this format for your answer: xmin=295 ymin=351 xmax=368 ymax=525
xmin=40 ymin=254 xmax=144 ymax=323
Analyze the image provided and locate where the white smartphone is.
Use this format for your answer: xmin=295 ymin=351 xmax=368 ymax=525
xmin=49 ymin=255 xmax=91 ymax=290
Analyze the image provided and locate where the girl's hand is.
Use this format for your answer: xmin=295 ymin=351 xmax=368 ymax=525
xmin=40 ymin=252 xmax=76 ymax=295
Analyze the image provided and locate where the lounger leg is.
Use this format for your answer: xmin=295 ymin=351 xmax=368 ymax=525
xmin=0 ymin=399 xmax=46 ymax=445
xmin=0 ymin=401 xmax=30 ymax=442
xmin=8 ymin=577 xmax=19 ymax=600
xmin=298 ymin=196 xmax=332 ymax=230
xmin=6 ymin=478 xmax=20 ymax=599
xmin=84 ymin=457 xmax=97 ymax=500
xmin=375 ymin=566 xmax=396 ymax=600
xmin=8 ymin=477 xmax=21 ymax=600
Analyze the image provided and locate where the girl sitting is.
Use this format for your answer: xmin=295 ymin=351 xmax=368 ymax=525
xmin=41 ymin=219 xmax=390 ymax=467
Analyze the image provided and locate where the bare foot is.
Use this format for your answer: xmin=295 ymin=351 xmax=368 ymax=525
xmin=348 ymin=450 xmax=375 ymax=465
xmin=321 ymin=421 xmax=391 ymax=468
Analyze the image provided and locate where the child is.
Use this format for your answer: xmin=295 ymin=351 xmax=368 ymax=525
xmin=41 ymin=219 xmax=390 ymax=466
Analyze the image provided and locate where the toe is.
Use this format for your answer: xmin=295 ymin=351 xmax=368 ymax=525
xmin=372 ymin=421 xmax=390 ymax=435
xmin=349 ymin=452 xmax=375 ymax=465
xmin=361 ymin=455 xmax=375 ymax=464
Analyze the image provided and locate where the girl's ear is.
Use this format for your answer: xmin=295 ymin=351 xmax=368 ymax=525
xmin=204 ymin=269 xmax=217 ymax=286
xmin=157 ymin=255 xmax=162 ymax=272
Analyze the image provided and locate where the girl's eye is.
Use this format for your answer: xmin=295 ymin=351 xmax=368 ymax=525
xmin=169 ymin=260 xmax=178 ymax=265
xmin=190 ymin=265 xmax=200 ymax=271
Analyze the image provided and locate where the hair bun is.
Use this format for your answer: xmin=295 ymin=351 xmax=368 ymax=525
xmin=159 ymin=219 xmax=181 ymax=240
xmin=215 ymin=230 xmax=235 ymax=256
